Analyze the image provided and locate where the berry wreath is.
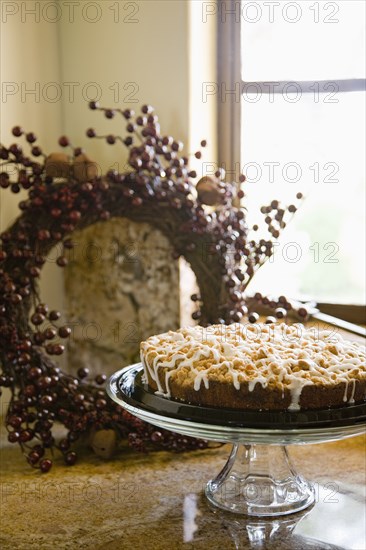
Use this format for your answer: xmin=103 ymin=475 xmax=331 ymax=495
xmin=0 ymin=102 xmax=305 ymax=472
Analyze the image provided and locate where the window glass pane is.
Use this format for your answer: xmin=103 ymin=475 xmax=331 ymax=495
xmin=241 ymin=0 xmax=366 ymax=81
xmin=240 ymin=92 xmax=365 ymax=303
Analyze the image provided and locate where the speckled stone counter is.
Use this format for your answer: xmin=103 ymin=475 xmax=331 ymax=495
xmin=1 ymin=435 xmax=365 ymax=549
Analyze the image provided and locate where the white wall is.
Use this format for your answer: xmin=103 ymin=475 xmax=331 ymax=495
xmin=0 ymin=9 xmax=63 ymax=224
xmin=59 ymin=1 xmax=189 ymax=172
xmin=1 ymin=0 xmax=217 ymax=221
xmin=0 ymin=7 xmax=65 ymax=311
xmin=57 ymin=0 xmax=217 ymax=172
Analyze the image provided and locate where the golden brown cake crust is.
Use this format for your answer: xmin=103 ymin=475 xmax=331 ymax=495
xmin=145 ymin=369 xmax=366 ymax=411
xmin=141 ymin=323 xmax=366 ymax=411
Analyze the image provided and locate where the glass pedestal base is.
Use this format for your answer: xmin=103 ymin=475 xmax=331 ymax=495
xmin=107 ymin=363 xmax=366 ymax=517
xmin=205 ymin=444 xmax=315 ymax=516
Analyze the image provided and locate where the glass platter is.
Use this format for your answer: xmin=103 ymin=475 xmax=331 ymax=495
xmin=107 ymin=363 xmax=366 ymax=517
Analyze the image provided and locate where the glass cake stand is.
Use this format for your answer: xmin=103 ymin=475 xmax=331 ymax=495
xmin=107 ymin=363 xmax=366 ymax=517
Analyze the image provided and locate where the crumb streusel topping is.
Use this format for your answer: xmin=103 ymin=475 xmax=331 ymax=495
xmin=140 ymin=323 xmax=365 ymax=410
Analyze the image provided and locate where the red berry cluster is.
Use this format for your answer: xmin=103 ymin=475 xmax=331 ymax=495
xmin=0 ymin=102 xmax=305 ymax=471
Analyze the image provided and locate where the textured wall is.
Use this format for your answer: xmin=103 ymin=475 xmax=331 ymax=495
xmin=64 ymin=219 xmax=180 ymax=375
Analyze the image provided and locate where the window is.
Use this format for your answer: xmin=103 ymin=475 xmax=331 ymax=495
xmin=218 ymin=0 xmax=365 ymax=304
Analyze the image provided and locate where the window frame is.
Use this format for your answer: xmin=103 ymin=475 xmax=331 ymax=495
xmin=217 ymin=0 xmax=366 ymax=313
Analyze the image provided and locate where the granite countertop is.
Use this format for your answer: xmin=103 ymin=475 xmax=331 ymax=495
xmin=1 ymin=434 xmax=365 ymax=549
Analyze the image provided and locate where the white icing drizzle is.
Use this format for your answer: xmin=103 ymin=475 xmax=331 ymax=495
xmin=349 ymin=379 xmax=357 ymax=404
xmin=140 ymin=323 xmax=366 ymax=410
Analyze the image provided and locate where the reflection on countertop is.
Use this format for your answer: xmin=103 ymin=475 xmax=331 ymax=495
xmin=208 ymin=481 xmax=365 ymax=549
xmin=0 ymin=435 xmax=365 ymax=549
